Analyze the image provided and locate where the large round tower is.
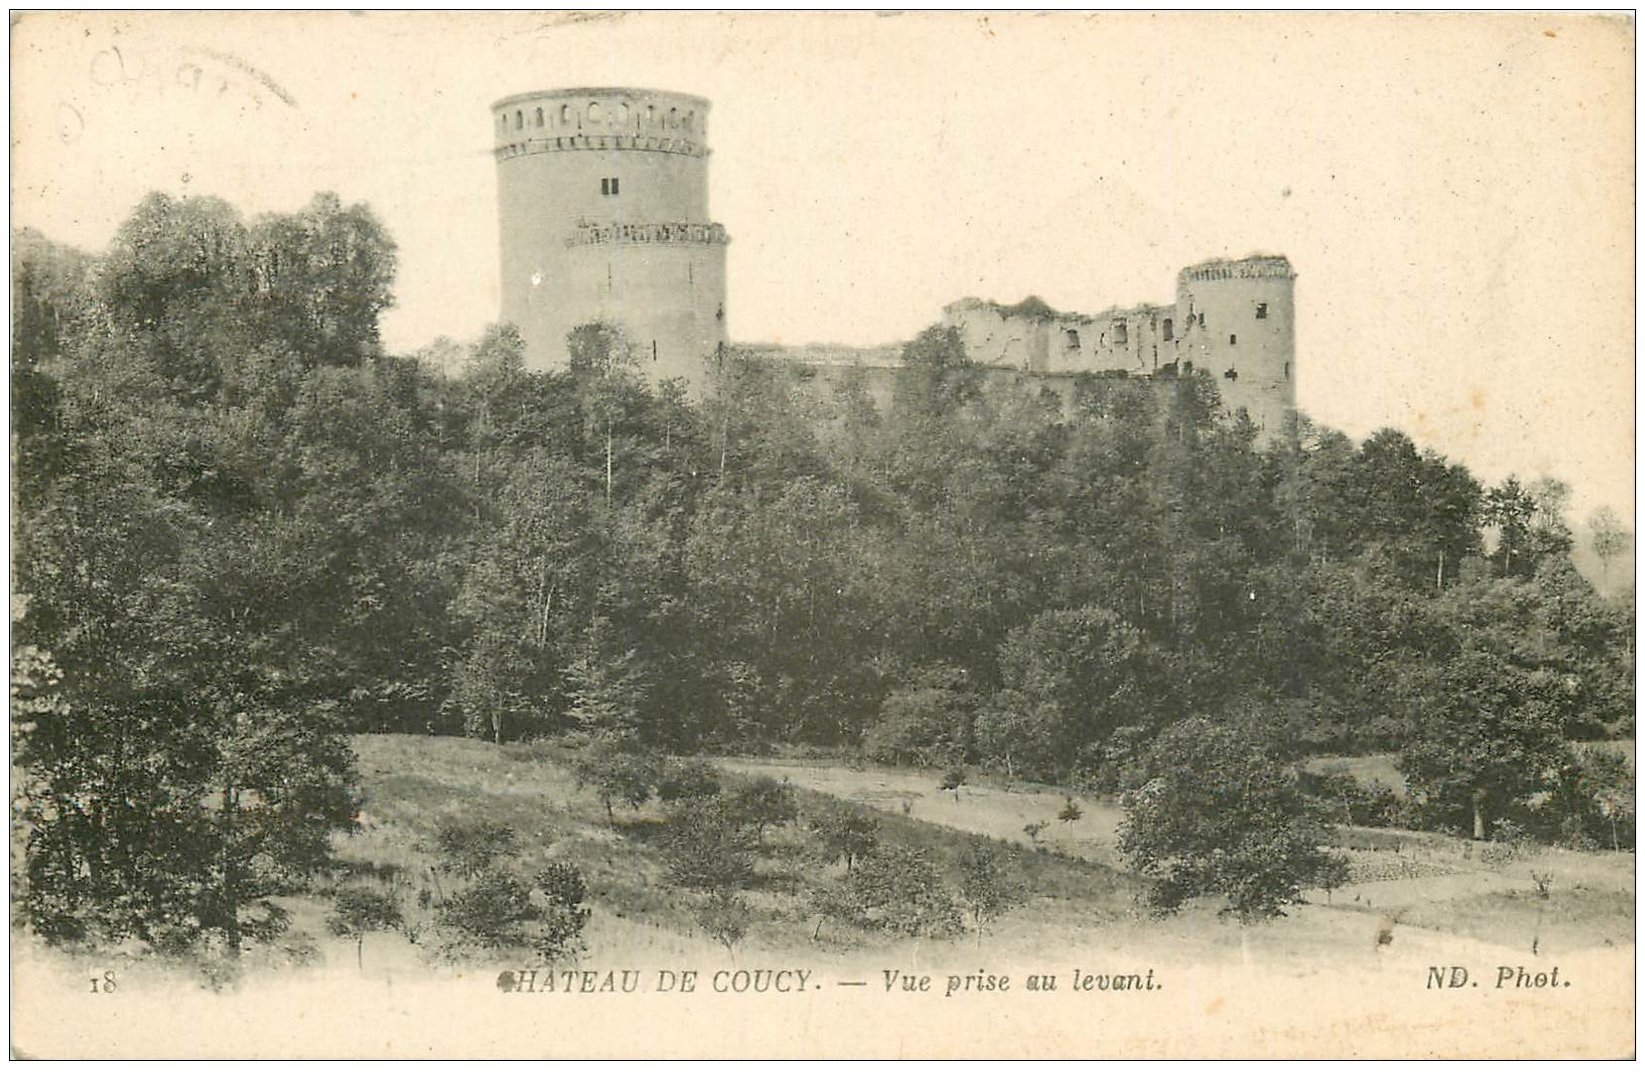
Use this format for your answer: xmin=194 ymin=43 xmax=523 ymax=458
xmin=1174 ymin=255 xmax=1297 ymax=438
xmin=492 ymin=87 xmax=729 ymax=388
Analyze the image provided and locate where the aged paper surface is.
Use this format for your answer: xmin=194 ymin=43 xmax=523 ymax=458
xmin=9 ymin=11 xmax=1635 ymax=1058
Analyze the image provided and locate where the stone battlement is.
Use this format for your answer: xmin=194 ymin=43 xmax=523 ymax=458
xmin=1178 ymin=255 xmax=1295 ymax=283
xmin=493 ymin=88 xmax=710 ymax=156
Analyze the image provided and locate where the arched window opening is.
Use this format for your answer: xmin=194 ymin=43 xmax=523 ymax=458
xmin=667 ymin=107 xmax=678 ymax=129
xmin=619 ymin=102 xmax=631 ymax=128
xmin=514 ymin=110 xmax=523 ymax=131
xmin=588 ymin=101 xmax=603 ymax=124
xmin=647 ymin=104 xmax=655 ymax=126
xmin=535 ymin=107 xmax=544 ymax=127
xmin=561 ymin=104 xmax=571 ymax=125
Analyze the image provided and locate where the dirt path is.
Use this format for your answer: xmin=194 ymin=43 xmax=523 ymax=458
xmin=716 ymin=754 xmax=1636 ymax=954
xmin=716 ymin=757 xmax=1124 ymax=860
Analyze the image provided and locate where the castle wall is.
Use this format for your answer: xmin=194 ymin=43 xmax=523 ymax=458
xmin=1074 ymin=303 xmax=1174 ymax=374
xmin=939 ymin=302 xmax=1053 ymax=371
xmin=493 ymin=88 xmax=728 ymax=390
xmin=942 ymin=256 xmax=1296 ymax=443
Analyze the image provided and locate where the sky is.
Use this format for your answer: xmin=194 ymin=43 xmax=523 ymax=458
xmin=11 ymin=11 xmax=1636 ymax=521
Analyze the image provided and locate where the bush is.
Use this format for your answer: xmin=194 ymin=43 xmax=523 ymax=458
xmin=818 ymin=844 xmax=961 ymax=939
xmin=1119 ymin=718 xmax=1349 ymax=921
xmin=325 ymin=887 xmax=403 ymax=970
xmin=810 ymin=804 xmax=879 ymax=870
xmin=974 ymin=690 xmax=1064 ymax=781
xmin=572 ymin=734 xmax=659 ymax=826
xmin=427 ymin=852 xmax=593 ymax=964
xmin=1301 ymin=772 xmax=1404 ymax=827
xmin=1536 ymin=746 xmax=1634 ymax=852
xmin=663 ymin=799 xmax=756 ymax=890
xmin=695 ymin=888 xmax=753 ymax=955
xmin=726 ymin=775 xmax=798 ymax=844
xmin=434 ymin=823 xmax=519 ymax=879
xmin=656 ymin=758 xmax=723 ymax=803
xmin=1092 ymin=725 xmax=1156 ymax=794
xmin=862 ymin=668 xmax=973 ymax=768
xmin=437 ymin=869 xmax=541 ymax=950
xmin=532 ymin=862 xmax=592 ymax=965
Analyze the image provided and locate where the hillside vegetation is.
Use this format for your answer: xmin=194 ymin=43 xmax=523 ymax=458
xmin=11 ymin=192 xmax=1634 ymax=975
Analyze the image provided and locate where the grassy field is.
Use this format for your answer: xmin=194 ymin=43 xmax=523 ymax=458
xmin=324 ymin=735 xmax=1159 ymax=974
xmin=305 ymin=736 xmax=1634 ymax=978
xmin=20 ymin=733 xmax=1630 ymax=981
xmin=12 ymin=732 xmax=1635 ymax=1057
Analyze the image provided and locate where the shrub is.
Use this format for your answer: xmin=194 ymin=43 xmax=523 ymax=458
xmin=663 ymin=799 xmax=756 ymax=890
xmin=1058 ymin=796 xmax=1084 ymax=828
xmin=726 ymin=775 xmax=798 ymax=844
xmin=572 ymin=734 xmax=659 ymax=826
xmin=695 ymin=888 xmax=753 ymax=955
xmin=955 ymin=839 xmax=1025 ymax=944
xmin=1093 ymin=725 xmax=1156 ymax=794
xmin=1480 ymin=818 xmax=1534 ymax=867
xmin=532 ymin=862 xmax=591 ymax=965
xmin=437 ymin=869 xmax=541 ymax=950
xmin=862 ymin=668 xmax=973 ymax=768
xmin=325 ymin=887 xmax=403 ymax=970
xmin=974 ymin=690 xmax=1064 ymax=781
xmin=434 ymin=823 xmax=519 ymax=879
xmin=656 ymin=758 xmax=723 ymax=803
xmin=820 ymin=844 xmax=961 ymax=938
xmin=1302 ymin=772 xmax=1404 ymax=827
xmin=1119 ymin=718 xmax=1349 ymax=921
xmin=810 ymin=805 xmax=879 ymax=870
xmin=1537 ymin=746 xmax=1635 ymax=851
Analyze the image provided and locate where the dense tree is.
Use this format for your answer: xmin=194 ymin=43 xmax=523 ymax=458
xmin=977 ymin=607 xmax=1171 ymax=782
xmin=16 ymin=187 xmax=1634 ymax=960
xmin=1396 ymin=641 xmax=1573 ymax=840
xmin=1119 ymin=718 xmax=1348 ymax=920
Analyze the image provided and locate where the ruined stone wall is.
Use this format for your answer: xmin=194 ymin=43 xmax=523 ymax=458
xmin=941 ymin=256 xmax=1296 ymax=442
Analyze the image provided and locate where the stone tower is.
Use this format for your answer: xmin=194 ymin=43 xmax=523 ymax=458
xmin=1174 ymin=255 xmax=1296 ymax=438
xmin=492 ymin=87 xmax=729 ymax=388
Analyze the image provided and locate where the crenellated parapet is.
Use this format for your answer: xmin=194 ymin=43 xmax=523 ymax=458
xmin=492 ymin=87 xmax=711 ymax=158
xmin=1178 ymin=255 xmax=1295 ymax=284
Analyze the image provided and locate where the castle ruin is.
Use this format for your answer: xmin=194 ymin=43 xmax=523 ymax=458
xmin=942 ymin=255 xmax=1297 ymax=438
xmin=493 ymin=88 xmax=1296 ymax=439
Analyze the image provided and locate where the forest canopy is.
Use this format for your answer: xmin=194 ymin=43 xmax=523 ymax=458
xmin=11 ymin=192 xmax=1634 ymax=947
